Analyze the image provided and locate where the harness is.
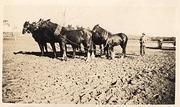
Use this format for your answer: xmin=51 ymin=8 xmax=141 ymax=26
xmin=98 ymin=27 xmax=112 ymax=48
xmin=54 ymin=25 xmax=63 ymax=36
xmin=54 ymin=27 xmax=93 ymax=51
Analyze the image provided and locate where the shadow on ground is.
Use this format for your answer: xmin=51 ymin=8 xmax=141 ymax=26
xmin=13 ymin=51 xmax=86 ymax=59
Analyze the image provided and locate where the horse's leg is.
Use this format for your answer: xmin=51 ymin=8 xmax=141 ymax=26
xmin=106 ymin=45 xmax=110 ymax=59
xmin=122 ymin=41 xmax=128 ymax=58
xmin=103 ymin=44 xmax=105 ymax=55
xmin=72 ymin=46 xmax=76 ymax=59
xmin=93 ymin=44 xmax=96 ymax=56
xmin=100 ymin=45 xmax=103 ymax=56
xmin=122 ymin=48 xmax=125 ymax=58
xmin=103 ymin=44 xmax=107 ymax=58
xmin=86 ymin=45 xmax=91 ymax=62
xmin=100 ymin=44 xmax=105 ymax=56
xmin=86 ymin=49 xmax=91 ymax=62
xmin=91 ymin=43 xmax=95 ymax=59
xmin=111 ymin=47 xmax=115 ymax=59
xmin=101 ymin=44 xmax=105 ymax=55
xmin=82 ymin=42 xmax=90 ymax=61
xmin=104 ymin=44 xmax=109 ymax=59
xmin=79 ymin=44 xmax=82 ymax=53
xmin=50 ymin=43 xmax=57 ymax=58
xmin=38 ymin=43 xmax=44 ymax=56
xmin=120 ymin=43 xmax=125 ymax=58
xmin=59 ymin=43 xmax=62 ymax=56
xmin=61 ymin=41 xmax=67 ymax=61
xmin=124 ymin=37 xmax=128 ymax=57
xmin=44 ymin=43 xmax=48 ymax=53
xmin=121 ymin=43 xmax=125 ymax=58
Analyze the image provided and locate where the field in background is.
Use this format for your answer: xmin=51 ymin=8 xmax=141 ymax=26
xmin=3 ymin=32 xmax=176 ymax=49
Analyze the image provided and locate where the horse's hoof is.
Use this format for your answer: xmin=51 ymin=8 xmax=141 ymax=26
xmin=99 ymin=55 xmax=103 ymax=58
xmin=111 ymin=55 xmax=115 ymax=59
xmin=91 ymin=54 xmax=95 ymax=59
xmin=120 ymin=56 xmax=125 ymax=59
xmin=51 ymin=56 xmax=55 ymax=59
xmin=106 ymin=55 xmax=109 ymax=59
xmin=86 ymin=58 xmax=91 ymax=62
xmin=41 ymin=53 xmax=45 ymax=56
xmin=72 ymin=56 xmax=75 ymax=59
xmin=109 ymin=57 xmax=113 ymax=60
xmin=61 ymin=57 xmax=67 ymax=61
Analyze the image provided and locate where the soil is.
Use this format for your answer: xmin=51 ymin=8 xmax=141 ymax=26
xmin=2 ymin=35 xmax=175 ymax=104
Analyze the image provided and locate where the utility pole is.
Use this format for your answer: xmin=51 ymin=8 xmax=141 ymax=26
xmin=62 ymin=8 xmax=67 ymax=26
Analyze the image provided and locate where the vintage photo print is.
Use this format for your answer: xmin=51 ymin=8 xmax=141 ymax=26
xmin=1 ymin=0 xmax=179 ymax=106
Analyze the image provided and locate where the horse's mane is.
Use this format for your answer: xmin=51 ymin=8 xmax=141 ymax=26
xmin=42 ymin=20 xmax=58 ymax=33
xmin=98 ymin=25 xmax=113 ymax=37
xmin=48 ymin=21 xmax=58 ymax=29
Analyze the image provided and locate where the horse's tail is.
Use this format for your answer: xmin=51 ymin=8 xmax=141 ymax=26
xmin=123 ymin=33 xmax=128 ymax=47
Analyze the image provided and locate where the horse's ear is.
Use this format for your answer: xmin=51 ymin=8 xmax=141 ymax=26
xmin=39 ymin=18 xmax=42 ymax=21
xmin=32 ymin=22 xmax=36 ymax=25
xmin=62 ymin=27 xmax=65 ymax=30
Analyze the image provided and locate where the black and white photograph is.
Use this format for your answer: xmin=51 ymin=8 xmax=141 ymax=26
xmin=1 ymin=0 xmax=179 ymax=106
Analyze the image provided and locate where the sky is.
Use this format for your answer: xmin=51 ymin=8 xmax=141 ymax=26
xmin=2 ymin=0 xmax=180 ymax=36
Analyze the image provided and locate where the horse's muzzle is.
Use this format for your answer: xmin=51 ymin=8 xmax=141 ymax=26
xmin=22 ymin=29 xmax=26 ymax=34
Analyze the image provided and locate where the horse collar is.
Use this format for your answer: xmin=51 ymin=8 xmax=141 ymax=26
xmin=54 ymin=25 xmax=62 ymax=36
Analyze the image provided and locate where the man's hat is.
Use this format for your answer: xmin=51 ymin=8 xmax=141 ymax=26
xmin=142 ymin=33 xmax=145 ymax=35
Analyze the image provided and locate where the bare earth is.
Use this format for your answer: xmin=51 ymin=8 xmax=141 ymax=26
xmin=2 ymin=35 xmax=175 ymax=104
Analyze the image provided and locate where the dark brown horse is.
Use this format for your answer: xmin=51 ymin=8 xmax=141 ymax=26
xmin=22 ymin=21 xmax=48 ymax=56
xmin=92 ymin=24 xmax=128 ymax=59
xmin=38 ymin=19 xmax=94 ymax=61
xmin=23 ymin=20 xmax=61 ymax=58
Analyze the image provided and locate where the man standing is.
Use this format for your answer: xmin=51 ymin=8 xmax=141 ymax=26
xmin=140 ymin=33 xmax=146 ymax=56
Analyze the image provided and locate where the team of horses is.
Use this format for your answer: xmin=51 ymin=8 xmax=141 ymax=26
xmin=22 ymin=19 xmax=128 ymax=61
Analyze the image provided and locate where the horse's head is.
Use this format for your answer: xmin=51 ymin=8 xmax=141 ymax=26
xmin=92 ymin=24 xmax=111 ymax=42
xmin=22 ymin=21 xmax=30 ymax=34
xmin=22 ymin=21 xmax=39 ymax=34
xmin=92 ymin=24 xmax=100 ymax=33
xmin=60 ymin=27 xmax=67 ymax=35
